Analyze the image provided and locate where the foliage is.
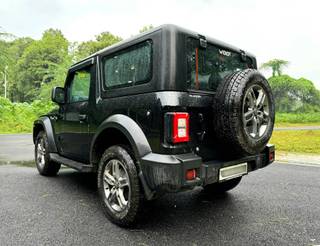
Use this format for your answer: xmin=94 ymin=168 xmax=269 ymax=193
xmin=270 ymin=130 xmax=320 ymax=154
xmin=269 ymin=75 xmax=320 ymax=113
xmin=7 ymin=37 xmax=35 ymax=101
xmin=37 ymin=53 xmax=73 ymax=101
xmin=13 ymin=29 xmax=69 ymax=102
xmin=76 ymin=32 xmax=122 ymax=60
xmin=0 ymin=97 xmax=55 ymax=133
xmin=139 ymin=25 xmax=154 ymax=33
xmin=260 ymin=59 xmax=289 ymax=76
xmin=0 ymin=27 xmax=13 ymax=96
xmin=275 ymin=112 xmax=320 ymax=124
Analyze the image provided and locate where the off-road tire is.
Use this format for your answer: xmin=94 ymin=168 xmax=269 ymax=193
xmin=213 ymin=69 xmax=275 ymax=156
xmin=203 ymin=177 xmax=242 ymax=194
xmin=35 ymin=131 xmax=61 ymax=176
xmin=97 ymin=145 xmax=142 ymax=227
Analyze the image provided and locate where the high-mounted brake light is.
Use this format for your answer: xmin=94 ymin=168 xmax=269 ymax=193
xmin=165 ymin=112 xmax=189 ymax=143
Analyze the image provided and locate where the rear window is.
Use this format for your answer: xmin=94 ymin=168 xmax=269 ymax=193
xmin=187 ymin=38 xmax=253 ymax=91
xmin=102 ymin=40 xmax=152 ymax=89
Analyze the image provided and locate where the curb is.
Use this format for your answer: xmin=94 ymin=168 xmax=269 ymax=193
xmin=276 ymin=159 xmax=320 ymax=168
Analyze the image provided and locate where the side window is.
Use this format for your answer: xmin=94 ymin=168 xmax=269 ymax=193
xmin=69 ymin=67 xmax=91 ymax=103
xmin=102 ymin=40 xmax=152 ymax=89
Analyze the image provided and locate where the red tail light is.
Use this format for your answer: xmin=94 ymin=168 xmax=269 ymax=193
xmin=165 ymin=112 xmax=190 ymax=143
xmin=186 ymin=169 xmax=196 ymax=180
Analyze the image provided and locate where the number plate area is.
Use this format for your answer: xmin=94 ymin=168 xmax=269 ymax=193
xmin=219 ymin=163 xmax=248 ymax=181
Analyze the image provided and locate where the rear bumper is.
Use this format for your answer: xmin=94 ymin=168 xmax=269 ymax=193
xmin=140 ymin=144 xmax=275 ymax=194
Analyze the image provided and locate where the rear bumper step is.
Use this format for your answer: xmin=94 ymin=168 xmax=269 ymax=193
xmin=140 ymin=144 xmax=275 ymax=193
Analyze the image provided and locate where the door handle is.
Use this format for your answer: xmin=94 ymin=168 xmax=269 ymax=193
xmin=79 ymin=114 xmax=87 ymax=122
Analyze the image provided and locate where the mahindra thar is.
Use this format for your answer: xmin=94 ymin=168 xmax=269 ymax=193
xmin=33 ymin=24 xmax=275 ymax=226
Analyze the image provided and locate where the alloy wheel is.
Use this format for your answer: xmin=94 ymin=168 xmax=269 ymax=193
xmin=103 ymin=159 xmax=131 ymax=212
xmin=36 ymin=138 xmax=46 ymax=168
xmin=242 ymin=85 xmax=270 ymax=139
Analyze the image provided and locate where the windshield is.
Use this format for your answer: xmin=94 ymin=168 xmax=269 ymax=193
xmin=186 ymin=38 xmax=253 ymax=92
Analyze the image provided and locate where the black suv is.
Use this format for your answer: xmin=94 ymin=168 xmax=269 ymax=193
xmin=33 ymin=24 xmax=275 ymax=226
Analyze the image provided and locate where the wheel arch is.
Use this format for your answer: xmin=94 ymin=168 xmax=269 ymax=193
xmin=33 ymin=116 xmax=58 ymax=153
xmin=90 ymin=114 xmax=154 ymax=199
xmin=90 ymin=114 xmax=152 ymax=167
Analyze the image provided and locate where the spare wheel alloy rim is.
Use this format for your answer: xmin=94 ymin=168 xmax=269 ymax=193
xmin=242 ymin=84 xmax=270 ymax=139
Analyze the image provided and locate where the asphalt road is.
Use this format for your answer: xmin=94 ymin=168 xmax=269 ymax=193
xmin=0 ymin=134 xmax=34 ymax=163
xmin=0 ymin=163 xmax=319 ymax=246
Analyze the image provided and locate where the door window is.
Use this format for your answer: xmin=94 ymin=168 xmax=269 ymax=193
xmin=69 ymin=68 xmax=91 ymax=103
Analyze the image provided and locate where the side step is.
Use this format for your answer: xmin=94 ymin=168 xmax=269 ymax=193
xmin=49 ymin=153 xmax=94 ymax=172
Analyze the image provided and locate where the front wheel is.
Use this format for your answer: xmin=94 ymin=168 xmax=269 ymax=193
xmin=35 ymin=131 xmax=61 ymax=176
xmin=203 ymin=177 xmax=242 ymax=194
xmin=97 ymin=145 xmax=142 ymax=227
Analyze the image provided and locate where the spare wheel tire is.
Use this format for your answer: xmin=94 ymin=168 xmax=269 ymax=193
xmin=213 ymin=69 xmax=275 ymax=156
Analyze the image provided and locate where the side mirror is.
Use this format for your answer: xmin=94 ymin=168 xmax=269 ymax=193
xmin=51 ymin=87 xmax=65 ymax=104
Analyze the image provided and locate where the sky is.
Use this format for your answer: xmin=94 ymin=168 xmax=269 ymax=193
xmin=0 ymin=0 xmax=319 ymax=88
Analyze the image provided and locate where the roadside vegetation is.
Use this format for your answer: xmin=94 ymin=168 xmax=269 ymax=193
xmin=270 ymin=130 xmax=320 ymax=154
xmin=275 ymin=113 xmax=320 ymax=126
xmin=0 ymin=97 xmax=55 ymax=133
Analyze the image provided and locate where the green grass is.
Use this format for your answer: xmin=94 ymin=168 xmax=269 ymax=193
xmin=275 ymin=112 xmax=320 ymax=124
xmin=270 ymin=130 xmax=320 ymax=154
xmin=275 ymin=122 xmax=320 ymax=127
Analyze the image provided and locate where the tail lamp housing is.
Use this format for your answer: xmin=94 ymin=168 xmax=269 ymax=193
xmin=165 ymin=112 xmax=190 ymax=143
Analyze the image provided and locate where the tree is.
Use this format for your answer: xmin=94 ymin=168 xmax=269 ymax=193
xmin=139 ymin=25 xmax=154 ymax=33
xmin=6 ymin=37 xmax=35 ymax=101
xmin=15 ymin=29 xmax=69 ymax=102
xmin=0 ymin=28 xmax=13 ymax=98
xmin=260 ymin=59 xmax=289 ymax=77
xmin=76 ymin=32 xmax=122 ymax=60
xmin=269 ymin=75 xmax=320 ymax=112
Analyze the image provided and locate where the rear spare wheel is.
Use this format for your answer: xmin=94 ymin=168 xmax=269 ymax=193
xmin=213 ymin=69 xmax=275 ymax=156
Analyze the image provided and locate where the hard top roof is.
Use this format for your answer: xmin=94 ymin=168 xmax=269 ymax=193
xmin=70 ymin=24 xmax=254 ymax=68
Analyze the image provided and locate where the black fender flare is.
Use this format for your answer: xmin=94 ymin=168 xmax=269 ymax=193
xmin=90 ymin=114 xmax=154 ymax=199
xmin=33 ymin=116 xmax=58 ymax=153
xmin=90 ymin=114 xmax=152 ymax=163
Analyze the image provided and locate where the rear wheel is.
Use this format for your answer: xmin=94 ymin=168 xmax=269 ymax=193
xmin=97 ymin=145 xmax=142 ymax=227
xmin=35 ymin=131 xmax=61 ymax=176
xmin=203 ymin=177 xmax=242 ymax=194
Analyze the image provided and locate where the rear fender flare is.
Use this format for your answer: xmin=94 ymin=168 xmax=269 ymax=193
xmin=90 ymin=114 xmax=152 ymax=164
xmin=90 ymin=114 xmax=154 ymax=199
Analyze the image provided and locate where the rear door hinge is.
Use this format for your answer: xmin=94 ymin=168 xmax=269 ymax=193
xmin=198 ymin=35 xmax=207 ymax=49
xmin=240 ymin=49 xmax=247 ymax=61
